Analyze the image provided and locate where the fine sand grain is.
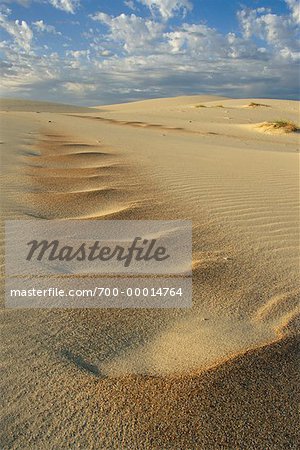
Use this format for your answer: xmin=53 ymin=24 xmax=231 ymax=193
xmin=0 ymin=95 xmax=299 ymax=449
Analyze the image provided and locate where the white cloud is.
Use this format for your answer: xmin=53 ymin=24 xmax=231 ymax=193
xmin=67 ymin=49 xmax=89 ymax=58
xmin=101 ymin=49 xmax=112 ymax=56
xmin=1 ymin=1 xmax=299 ymax=104
xmin=1 ymin=0 xmax=31 ymax=5
xmin=2 ymin=0 xmax=80 ymax=12
xmin=165 ymin=23 xmax=225 ymax=56
xmin=124 ymin=0 xmax=136 ymax=11
xmin=238 ymin=7 xmax=300 ymax=61
xmin=0 ymin=11 xmax=33 ymax=52
xmin=33 ymin=19 xmax=61 ymax=34
xmin=49 ymin=0 xmax=79 ymax=14
xmin=138 ymin=0 xmax=192 ymax=19
xmin=91 ymin=12 xmax=164 ymax=53
xmin=63 ymin=81 xmax=96 ymax=94
xmin=0 ymin=46 xmax=59 ymax=95
xmin=285 ymin=0 xmax=300 ymax=24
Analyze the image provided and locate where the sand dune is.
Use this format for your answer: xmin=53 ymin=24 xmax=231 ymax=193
xmin=0 ymin=95 xmax=299 ymax=448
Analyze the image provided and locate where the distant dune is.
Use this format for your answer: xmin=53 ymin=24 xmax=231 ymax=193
xmin=1 ymin=95 xmax=299 ymax=448
xmin=0 ymin=98 xmax=95 ymax=113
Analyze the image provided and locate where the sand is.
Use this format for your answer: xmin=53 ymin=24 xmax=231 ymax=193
xmin=0 ymin=95 xmax=299 ymax=448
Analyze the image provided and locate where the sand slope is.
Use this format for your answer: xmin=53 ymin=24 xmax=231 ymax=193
xmin=0 ymin=95 xmax=299 ymax=448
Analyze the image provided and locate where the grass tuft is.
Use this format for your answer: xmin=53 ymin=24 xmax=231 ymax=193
xmin=261 ymin=120 xmax=298 ymax=133
xmin=195 ymin=104 xmax=207 ymax=108
xmin=248 ymin=102 xmax=270 ymax=107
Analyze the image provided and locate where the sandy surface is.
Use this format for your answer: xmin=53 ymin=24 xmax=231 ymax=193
xmin=0 ymin=95 xmax=299 ymax=448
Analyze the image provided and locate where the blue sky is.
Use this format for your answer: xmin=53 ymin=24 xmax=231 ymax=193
xmin=0 ymin=0 xmax=299 ymax=105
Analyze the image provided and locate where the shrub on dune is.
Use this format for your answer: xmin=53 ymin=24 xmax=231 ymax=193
xmin=248 ymin=102 xmax=270 ymax=107
xmin=259 ymin=120 xmax=299 ymax=133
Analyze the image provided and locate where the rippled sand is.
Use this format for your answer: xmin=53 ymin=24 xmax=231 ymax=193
xmin=1 ymin=95 xmax=299 ymax=448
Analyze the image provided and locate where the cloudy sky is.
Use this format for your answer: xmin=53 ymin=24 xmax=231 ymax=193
xmin=0 ymin=0 xmax=299 ymax=105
